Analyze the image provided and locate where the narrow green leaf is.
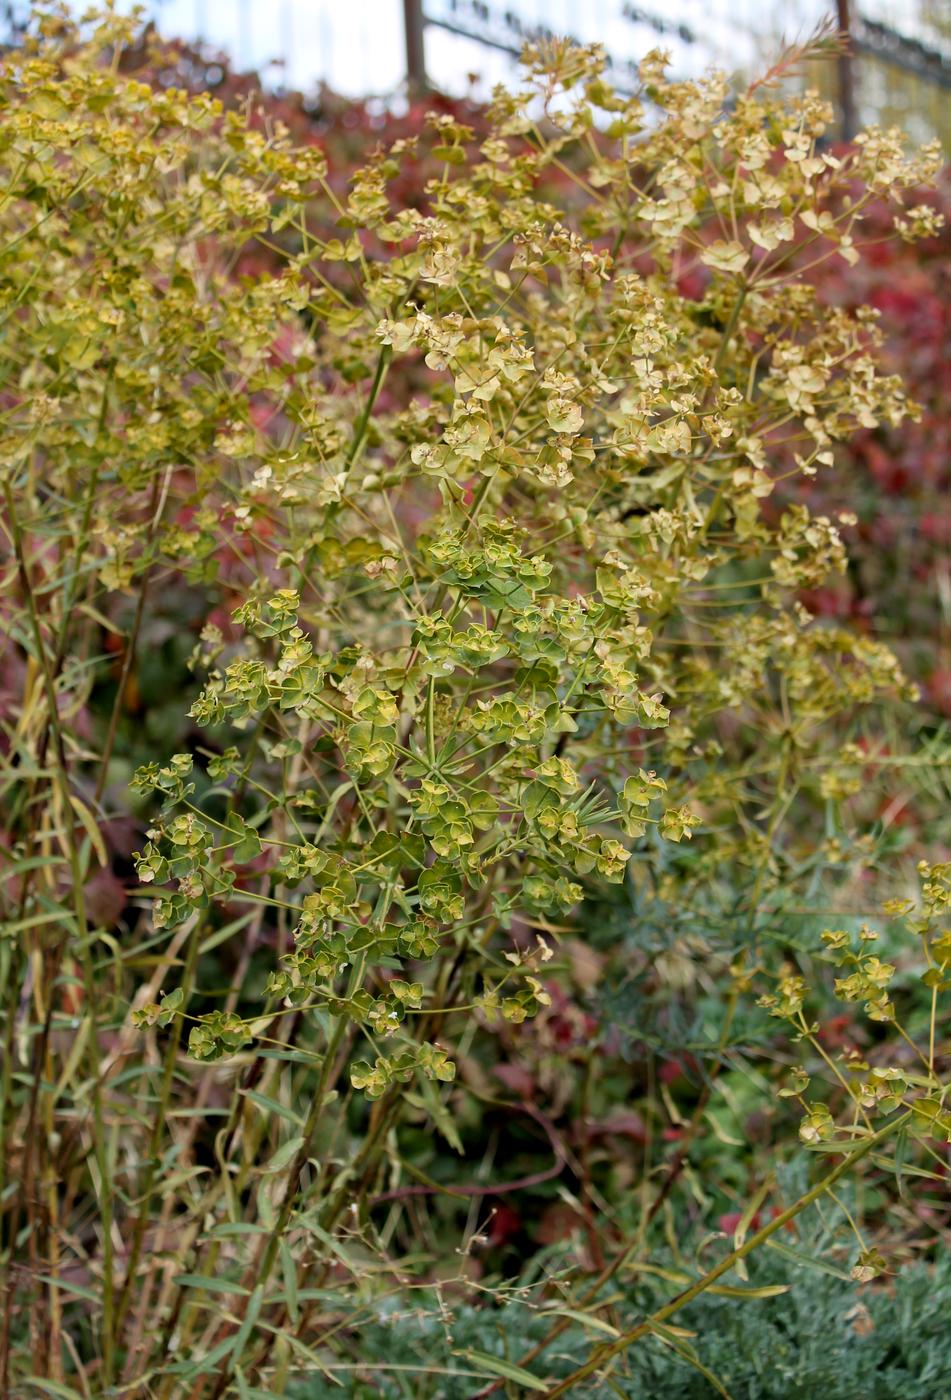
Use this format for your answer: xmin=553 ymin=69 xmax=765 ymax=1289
xmin=462 ymin=1349 xmax=548 ymax=1391
xmin=242 ymin=1088 xmax=304 ymax=1128
xmin=26 ymin=1380 xmax=85 ymax=1400
xmin=764 ymin=1238 xmax=852 ymax=1280
xmin=231 ymin=1284 xmax=265 ymax=1364
xmin=173 ymin=1273 xmax=250 ymax=1296
xmin=543 ymin=1306 xmax=620 ymax=1337
xmin=35 ymin=1275 xmax=98 ymax=1304
xmin=167 ymin=1333 xmax=236 ymax=1378
xmin=648 ymin=1323 xmax=735 ymax=1399
xmin=263 ymin=1135 xmax=305 ymax=1173
xmin=280 ymin=1238 xmax=299 ymax=1326
xmin=707 ymin=1282 xmax=789 ymax=1299
xmin=209 ymin=1222 xmax=270 ymax=1238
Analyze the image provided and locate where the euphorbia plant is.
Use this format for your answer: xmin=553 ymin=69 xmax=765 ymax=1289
xmin=141 ymin=52 xmax=941 ymax=1081
xmin=1 ymin=7 xmax=948 ymax=1394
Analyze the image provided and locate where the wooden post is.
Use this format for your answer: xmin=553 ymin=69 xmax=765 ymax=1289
xmin=836 ymin=0 xmax=857 ymax=142
xmin=404 ymin=0 xmax=428 ymax=95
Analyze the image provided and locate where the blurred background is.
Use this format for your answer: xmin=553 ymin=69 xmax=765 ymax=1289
xmin=2 ymin=1 xmax=949 ymax=146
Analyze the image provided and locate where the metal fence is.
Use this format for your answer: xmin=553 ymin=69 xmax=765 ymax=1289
xmin=416 ymin=0 xmax=950 ymax=144
xmin=3 ymin=1 xmax=949 ymax=145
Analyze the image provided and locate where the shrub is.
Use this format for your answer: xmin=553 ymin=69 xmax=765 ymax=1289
xmin=0 ymin=8 xmax=947 ymax=1395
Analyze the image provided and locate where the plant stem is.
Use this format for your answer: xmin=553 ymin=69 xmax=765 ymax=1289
xmin=205 ymin=955 xmax=367 ymax=1399
xmin=94 ymin=465 xmax=164 ymax=804
xmin=3 ymin=479 xmax=117 ymax=1385
xmin=342 ymin=344 xmax=391 ymax=480
xmin=112 ymin=916 xmax=202 ymax=1337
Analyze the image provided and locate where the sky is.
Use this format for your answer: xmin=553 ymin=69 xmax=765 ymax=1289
xmin=109 ymin=0 xmax=837 ymax=101
xmin=24 ymin=1 xmax=940 ymax=109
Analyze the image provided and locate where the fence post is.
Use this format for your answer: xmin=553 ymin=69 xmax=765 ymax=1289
xmin=836 ymin=0 xmax=857 ymax=141
xmin=403 ymin=0 xmax=428 ymax=95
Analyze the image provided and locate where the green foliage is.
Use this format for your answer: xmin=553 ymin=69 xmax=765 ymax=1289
xmin=290 ymin=1242 xmax=951 ymax=1398
xmin=284 ymin=1237 xmax=951 ymax=1400
xmin=0 ymin=7 xmax=948 ymax=1395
